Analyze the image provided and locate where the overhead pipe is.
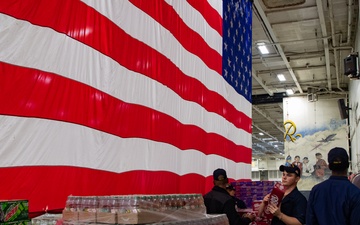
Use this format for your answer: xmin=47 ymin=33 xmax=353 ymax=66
xmin=316 ymin=0 xmax=332 ymax=91
xmin=343 ymin=0 xmax=354 ymax=46
xmin=330 ymin=0 xmax=354 ymax=92
xmin=328 ymin=0 xmax=345 ymax=92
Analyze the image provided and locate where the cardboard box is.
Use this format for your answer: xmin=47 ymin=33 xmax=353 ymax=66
xmin=96 ymin=212 xmax=116 ymax=224
xmin=78 ymin=211 xmax=96 ymax=223
xmin=0 ymin=200 xmax=28 ymax=222
xmin=116 ymin=208 xmax=206 ymax=224
xmin=61 ymin=210 xmax=78 ymax=222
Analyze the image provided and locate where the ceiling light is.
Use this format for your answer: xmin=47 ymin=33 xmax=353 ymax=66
xmin=257 ymin=43 xmax=269 ymax=54
xmin=262 ymin=138 xmax=273 ymax=141
xmin=259 ymin=132 xmax=264 ymax=135
xmin=277 ymin=74 xmax=286 ymax=81
xmin=286 ymin=89 xmax=294 ymax=95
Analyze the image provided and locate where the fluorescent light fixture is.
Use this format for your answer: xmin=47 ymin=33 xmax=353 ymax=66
xmin=286 ymin=89 xmax=294 ymax=95
xmin=259 ymin=132 xmax=264 ymax=136
xmin=257 ymin=43 xmax=269 ymax=54
xmin=277 ymin=74 xmax=286 ymax=81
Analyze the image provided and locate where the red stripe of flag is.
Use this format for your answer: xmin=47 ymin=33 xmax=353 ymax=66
xmin=186 ymin=0 xmax=223 ymax=36
xmin=0 ymin=166 xmax=213 ymax=212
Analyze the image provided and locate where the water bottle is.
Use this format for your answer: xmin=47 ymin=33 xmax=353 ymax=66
xmin=88 ymin=196 xmax=98 ymax=213
xmin=130 ymin=196 xmax=139 ymax=213
xmin=75 ymin=196 xmax=82 ymax=212
xmin=111 ymin=196 xmax=119 ymax=214
xmin=65 ymin=196 xmax=74 ymax=212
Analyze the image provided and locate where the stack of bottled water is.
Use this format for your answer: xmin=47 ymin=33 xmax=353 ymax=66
xmin=64 ymin=194 xmax=205 ymax=214
xmin=31 ymin=213 xmax=62 ymax=225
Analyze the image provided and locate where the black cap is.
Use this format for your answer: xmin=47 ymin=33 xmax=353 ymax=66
xmin=328 ymin=147 xmax=349 ymax=171
xmin=213 ymin=168 xmax=227 ymax=181
xmin=279 ymin=164 xmax=301 ymax=177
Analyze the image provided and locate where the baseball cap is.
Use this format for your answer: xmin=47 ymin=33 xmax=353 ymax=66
xmin=279 ymin=164 xmax=301 ymax=177
xmin=328 ymin=147 xmax=349 ymax=171
xmin=213 ymin=168 xmax=227 ymax=181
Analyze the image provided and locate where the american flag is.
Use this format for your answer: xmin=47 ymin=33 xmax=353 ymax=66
xmin=0 ymin=0 xmax=252 ymax=213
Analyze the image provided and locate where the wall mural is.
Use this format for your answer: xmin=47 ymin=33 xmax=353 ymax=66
xmin=283 ymin=97 xmax=348 ymax=190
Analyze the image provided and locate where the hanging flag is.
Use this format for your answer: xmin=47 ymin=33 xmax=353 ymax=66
xmin=0 ymin=0 xmax=252 ymax=213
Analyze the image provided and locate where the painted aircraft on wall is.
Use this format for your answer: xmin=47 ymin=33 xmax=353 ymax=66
xmin=317 ymin=134 xmax=337 ymax=143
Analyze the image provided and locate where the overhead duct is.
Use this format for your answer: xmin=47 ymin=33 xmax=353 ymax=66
xmin=262 ymin=0 xmax=305 ymax=9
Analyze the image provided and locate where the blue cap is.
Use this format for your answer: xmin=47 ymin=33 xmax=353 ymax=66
xmin=328 ymin=147 xmax=349 ymax=171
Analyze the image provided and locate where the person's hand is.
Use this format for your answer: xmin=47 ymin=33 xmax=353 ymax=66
xmin=242 ymin=213 xmax=255 ymax=221
xmin=262 ymin=193 xmax=270 ymax=202
xmin=267 ymin=203 xmax=281 ymax=217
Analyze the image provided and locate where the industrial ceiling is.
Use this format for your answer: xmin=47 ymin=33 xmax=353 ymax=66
xmin=251 ymin=0 xmax=358 ymax=159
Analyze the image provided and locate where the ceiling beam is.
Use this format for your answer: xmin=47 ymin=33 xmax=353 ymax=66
xmin=252 ymin=71 xmax=274 ymax=95
xmin=271 ymin=18 xmax=319 ymax=27
xmin=264 ymin=4 xmax=317 ymax=14
xmin=252 ymin=123 xmax=279 ymax=141
xmin=252 ymin=105 xmax=284 ymax=134
xmin=255 ymin=64 xmax=330 ymax=74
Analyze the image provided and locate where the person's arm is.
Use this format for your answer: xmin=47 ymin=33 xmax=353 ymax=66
xmin=234 ymin=197 xmax=247 ymax=209
xmin=267 ymin=203 xmax=303 ymax=225
xmin=257 ymin=193 xmax=270 ymax=217
xmin=223 ymin=199 xmax=254 ymax=225
xmin=350 ymin=191 xmax=360 ymax=225
xmin=306 ymin=189 xmax=318 ymax=225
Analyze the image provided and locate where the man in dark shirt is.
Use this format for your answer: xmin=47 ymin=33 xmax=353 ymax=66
xmin=306 ymin=147 xmax=360 ymax=225
xmin=258 ymin=164 xmax=307 ymax=225
xmin=226 ymin=184 xmax=247 ymax=209
xmin=204 ymin=168 xmax=255 ymax=225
